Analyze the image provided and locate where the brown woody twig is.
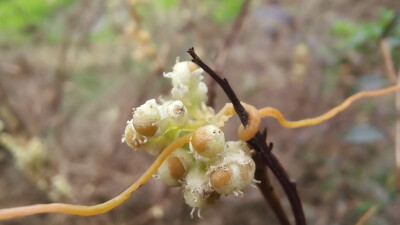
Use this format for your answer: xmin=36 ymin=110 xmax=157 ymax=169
xmin=252 ymin=129 xmax=291 ymax=225
xmin=188 ymin=47 xmax=306 ymax=225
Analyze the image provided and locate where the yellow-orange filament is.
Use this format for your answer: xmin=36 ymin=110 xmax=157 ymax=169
xmin=237 ymin=103 xmax=260 ymax=141
xmin=258 ymin=85 xmax=400 ymax=128
xmin=0 ymin=134 xmax=191 ymax=220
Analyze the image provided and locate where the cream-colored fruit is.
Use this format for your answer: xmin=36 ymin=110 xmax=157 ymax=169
xmin=183 ymin=167 xmax=218 ymax=208
xmin=190 ymin=125 xmax=225 ymax=159
xmin=122 ymin=120 xmax=146 ymax=149
xmin=132 ymin=99 xmax=161 ymax=137
xmin=158 ymin=148 xmax=193 ymax=186
xmin=207 ymin=152 xmax=255 ymax=195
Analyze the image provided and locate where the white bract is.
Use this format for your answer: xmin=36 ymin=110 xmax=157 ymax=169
xmin=132 ymin=99 xmax=161 ymax=137
xmin=164 ymin=60 xmax=208 ymax=119
xmin=161 ymin=100 xmax=188 ymax=127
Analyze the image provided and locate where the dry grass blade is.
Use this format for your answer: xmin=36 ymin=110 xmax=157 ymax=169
xmin=355 ymin=205 xmax=377 ymax=225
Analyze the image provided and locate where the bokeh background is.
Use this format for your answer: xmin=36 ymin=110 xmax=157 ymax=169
xmin=1 ymin=0 xmax=400 ymax=224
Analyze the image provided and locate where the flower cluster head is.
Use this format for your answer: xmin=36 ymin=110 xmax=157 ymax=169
xmin=122 ymin=60 xmax=256 ymax=217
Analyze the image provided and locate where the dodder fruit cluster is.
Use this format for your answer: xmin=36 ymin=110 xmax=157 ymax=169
xmin=122 ymin=61 xmax=256 ymax=216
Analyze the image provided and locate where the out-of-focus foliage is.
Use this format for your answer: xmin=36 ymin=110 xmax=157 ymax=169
xmin=344 ymin=124 xmax=385 ymax=144
xmin=0 ymin=0 xmax=75 ymax=31
xmin=206 ymin=0 xmax=242 ymax=23
xmin=154 ymin=0 xmax=242 ymax=23
xmin=330 ymin=9 xmax=400 ymax=59
xmin=157 ymin=0 xmax=178 ymax=9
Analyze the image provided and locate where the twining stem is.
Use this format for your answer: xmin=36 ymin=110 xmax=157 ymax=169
xmin=0 ymin=134 xmax=191 ymax=220
xmin=258 ymin=84 xmax=400 ymax=128
xmin=215 ymin=84 xmax=400 ymax=137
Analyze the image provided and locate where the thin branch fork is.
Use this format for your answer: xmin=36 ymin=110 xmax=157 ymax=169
xmin=253 ymin=151 xmax=290 ymax=225
xmin=252 ymin=129 xmax=290 ymax=225
xmin=188 ymin=47 xmax=306 ymax=225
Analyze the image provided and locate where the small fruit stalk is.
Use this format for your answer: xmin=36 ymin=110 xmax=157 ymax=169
xmin=122 ymin=61 xmax=257 ymax=217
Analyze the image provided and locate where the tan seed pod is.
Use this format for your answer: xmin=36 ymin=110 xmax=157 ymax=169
xmin=168 ymin=157 xmax=185 ymax=179
xmin=190 ymin=125 xmax=225 ymax=159
xmin=158 ymin=148 xmax=193 ymax=186
xmin=132 ymin=99 xmax=161 ymax=137
xmin=122 ymin=119 xmax=147 ymax=149
xmin=208 ymin=166 xmax=231 ymax=190
xmin=207 ymin=152 xmax=255 ymax=195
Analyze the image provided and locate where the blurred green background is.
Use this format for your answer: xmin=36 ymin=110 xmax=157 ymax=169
xmin=0 ymin=0 xmax=400 ymax=224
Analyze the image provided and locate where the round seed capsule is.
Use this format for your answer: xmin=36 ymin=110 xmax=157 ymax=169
xmin=132 ymin=99 xmax=161 ymax=137
xmin=122 ymin=119 xmax=146 ymax=149
xmin=158 ymin=148 xmax=193 ymax=186
xmin=190 ymin=125 xmax=225 ymax=159
xmin=183 ymin=167 xmax=220 ymax=208
xmin=207 ymin=152 xmax=255 ymax=195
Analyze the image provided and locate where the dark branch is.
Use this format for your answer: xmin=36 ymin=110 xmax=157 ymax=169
xmin=252 ymin=129 xmax=290 ymax=225
xmin=187 ymin=47 xmax=249 ymax=126
xmin=188 ymin=47 xmax=306 ymax=225
xmin=254 ymin=153 xmax=290 ymax=225
xmin=248 ymin=133 xmax=304 ymax=225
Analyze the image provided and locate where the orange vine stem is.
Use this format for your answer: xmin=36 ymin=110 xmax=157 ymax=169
xmin=0 ymin=134 xmax=191 ymax=220
xmin=258 ymin=84 xmax=400 ymax=128
xmin=215 ymin=84 xmax=400 ymax=140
